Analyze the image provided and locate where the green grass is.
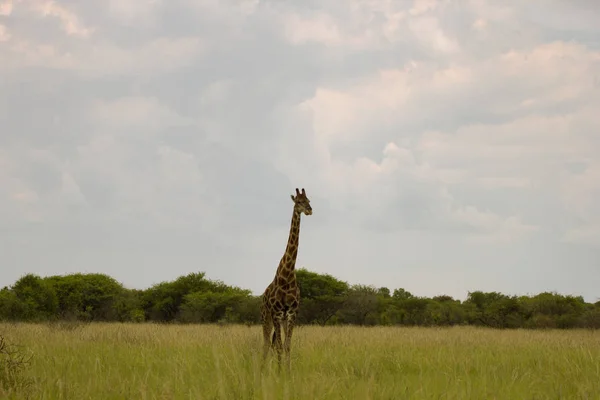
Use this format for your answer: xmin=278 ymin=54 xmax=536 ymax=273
xmin=1 ymin=323 xmax=599 ymax=399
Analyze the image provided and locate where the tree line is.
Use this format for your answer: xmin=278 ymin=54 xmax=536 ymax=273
xmin=0 ymin=269 xmax=598 ymax=329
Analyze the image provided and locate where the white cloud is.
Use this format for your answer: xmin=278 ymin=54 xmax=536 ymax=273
xmin=107 ymin=0 xmax=164 ymax=27
xmin=1 ymin=36 xmax=205 ymax=76
xmin=29 ymin=0 xmax=94 ymax=37
xmin=559 ymin=161 xmax=600 ymax=245
xmin=60 ymin=171 xmax=86 ymax=207
xmin=89 ymin=96 xmax=194 ymax=131
xmin=278 ymin=0 xmax=456 ymax=51
xmin=467 ymin=0 xmax=515 ymax=22
xmin=0 ymin=24 xmax=9 ymax=42
xmin=409 ymin=0 xmax=438 ymax=16
xmin=0 ymin=0 xmax=12 ymax=16
xmin=408 ymin=15 xmax=460 ymax=54
xmin=450 ymin=206 xmax=538 ymax=243
xmin=283 ymin=13 xmax=345 ymax=47
xmin=280 ymin=38 xmax=600 ymax=245
xmin=472 ymin=18 xmax=487 ymax=31
xmin=0 ymin=3 xmax=205 ymax=76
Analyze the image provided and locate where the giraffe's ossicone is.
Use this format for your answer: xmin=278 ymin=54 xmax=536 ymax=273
xmin=261 ymin=187 xmax=312 ymax=371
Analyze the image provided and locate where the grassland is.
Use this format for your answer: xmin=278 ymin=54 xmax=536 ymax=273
xmin=1 ymin=323 xmax=599 ymax=399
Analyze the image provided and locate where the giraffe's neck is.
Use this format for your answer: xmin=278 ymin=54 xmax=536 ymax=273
xmin=276 ymin=207 xmax=301 ymax=280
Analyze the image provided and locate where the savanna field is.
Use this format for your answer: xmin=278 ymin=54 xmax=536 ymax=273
xmin=1 ymin=323 xmax=599 ymax=399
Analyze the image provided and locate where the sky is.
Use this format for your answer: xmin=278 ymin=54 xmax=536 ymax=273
xmin=1 ymin=0 xmax=599 ymax=302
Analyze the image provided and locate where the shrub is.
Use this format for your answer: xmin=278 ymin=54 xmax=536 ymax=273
xmin=0 ymin=335 xmax=33 ymax=395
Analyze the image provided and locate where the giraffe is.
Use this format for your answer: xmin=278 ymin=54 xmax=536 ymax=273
xmin=261 ymin=187 xmax=312 ymax=371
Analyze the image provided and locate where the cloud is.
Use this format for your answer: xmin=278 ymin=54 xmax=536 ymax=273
xmin=559 ymin=161 xmax=600 ymax=246
xmin=0 ymin=0 xmax=12 ymax=16
xmin=0 ymin=1 xmax=205 ymax=76
xmin=106 ymin=0 xmax=164 ymax=27
xmin=88 ymin=96 xmax=193 ymax=131
xmin=29 ymin=0 xmax=94 ymax=37
xmin=0 ymin=23 xmax=9 ymax=41
xmin=278 ymin=0 xmax=460 ymax=55
xmin=1 ymin=0 xmax=599 ymax=301
xmin=276 ymin=37 xmax=600 ymax=244
xmin=2 ymin=36 xmax=205 ymax=77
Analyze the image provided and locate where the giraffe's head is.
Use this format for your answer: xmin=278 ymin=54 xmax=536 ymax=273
xmin=290 ymin=188 xmax=312 ymax=216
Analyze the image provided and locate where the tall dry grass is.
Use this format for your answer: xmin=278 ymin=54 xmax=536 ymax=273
xmin=1 ymin=323 xmax=599 ymax=399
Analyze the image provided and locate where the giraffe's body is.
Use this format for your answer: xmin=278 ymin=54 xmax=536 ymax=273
xmin=261 ymin=188 xmax=312 ymax=370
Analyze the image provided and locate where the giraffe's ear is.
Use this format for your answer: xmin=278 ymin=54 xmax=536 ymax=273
xmin=290 ymin=194 xmax=296 ymax=202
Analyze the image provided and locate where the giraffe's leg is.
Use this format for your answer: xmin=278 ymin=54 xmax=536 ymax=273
xmin=281 ymin=318 xmax=288 ymax=341
xmin=261 ymin=308 xmax=273 ymax=363
xmin=272 ymin=316 xmax=284 ymax=371
xmin=283 ymin=312 xmax=296 ymax=371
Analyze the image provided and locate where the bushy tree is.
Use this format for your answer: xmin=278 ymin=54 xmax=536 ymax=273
xmin=9 ymin=274 xmax=58 ymax=321
xmin=178 ymin=288 xmax=252 ymax=323
xmin=0 ymin=269 xmax=597 ymax=330
xmin=296 ymin=268 xmax=349 ymax=325
xmin=337 ymin=285 xmax=379 ymax=325
xmin=45 ymin=273 xmax=125 ymax=321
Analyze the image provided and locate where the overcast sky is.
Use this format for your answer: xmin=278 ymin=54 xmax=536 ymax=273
xmin=1 ymin=0 xmax=599 ymax=302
